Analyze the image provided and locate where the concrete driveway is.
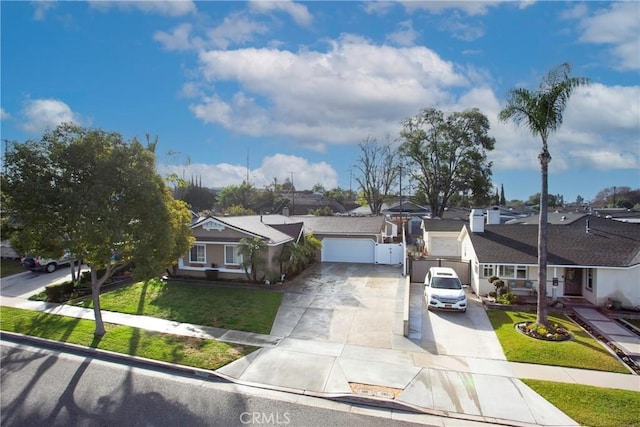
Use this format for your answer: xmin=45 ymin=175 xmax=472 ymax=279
xmin=270 ymin=263 xmax=404 ymax=348
xmin=218 ymin=263 xmax=577 ymax=426
xmin=408 ymin=283 xmax=506 ymax=359
xmin=0 ymin=267 xmax=86 ymax=300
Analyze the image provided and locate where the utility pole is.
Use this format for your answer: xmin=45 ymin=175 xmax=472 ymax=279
xmin=290 ymin=171 xmax=295 ymax=215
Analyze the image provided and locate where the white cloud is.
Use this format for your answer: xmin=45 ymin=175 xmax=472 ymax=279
xmin=154 ymin=23 xmax=201 ymax=51
xmin=249 ymin=0 xmax=313 ymax=27
xmin=0 ymin=108 xmax=10 ymax=121
xmin=89 ymin=1 xmax=196 ymax=17
xmin=19 ymin=99 xmax=85 ymax=134
xmin=189 ymin=36 xmax=467 ymax=150
xmin=386 ymin=20 xmax=419 ymax=47
xmin=439 ymin=14 xmax=485 ymax=41
xmin=32 ymin=1 xmax=56 ymax=21
xmin=569 ymin=2 xmax=640 ymax=70
xmin=362 ymin=1 xmax=396 ymax=16
xmin=401 ymin=1 xmax=503 ymax=16
xmin=206 ymin=12 xmax=270 ymax=49
xmin=158 ymin=154 xmax=338 ymax=191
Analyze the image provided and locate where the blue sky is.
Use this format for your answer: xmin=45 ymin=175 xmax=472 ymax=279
xmin=2 ymin=1 xmax=639 ymax=203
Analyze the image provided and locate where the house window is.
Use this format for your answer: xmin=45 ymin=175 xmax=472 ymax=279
xmin=482 ymin=264 xmax=494 ymax=278
xmin=586 ymin=268 xmax=594 ymax=291
xmin=494 ymin=265 xmax=528 ymax=279
xmin=498 ymin=265 xmax=515 ymax=277
xmin=224 ymin=245 xmax=242 ymax=265
xmin=189 ymin=244 xmax=205 ymax=263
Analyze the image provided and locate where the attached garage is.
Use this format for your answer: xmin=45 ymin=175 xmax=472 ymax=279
xmin=321 ymin=238 xmax=376 ymax=263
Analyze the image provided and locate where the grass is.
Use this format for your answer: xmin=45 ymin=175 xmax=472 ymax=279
xmin=1 ymin=258 xmax=24 ymax=278
xmin=0 ymin=306 xmax=256 ymax=370
xmin=487 ymin=310 xmax=629 ymax=373
xmin=523 ymin=379 xmax=640 ymax=427
xmin=71 ymin=278 xmax=283 ymax=335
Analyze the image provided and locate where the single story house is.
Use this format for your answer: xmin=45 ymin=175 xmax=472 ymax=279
xmin=459 ymin=209 xmax=640 ymax=308
xmin=293 ymin=215 xmax=403 ymax=265
xmin=177 ymin=215 xmax=303 ymax=280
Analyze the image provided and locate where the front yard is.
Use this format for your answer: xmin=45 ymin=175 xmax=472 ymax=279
xmin=1 ymin=307 xmax=255 ymax=370
xmin=487 ymin=310 xmax=629 ymax=373
xmin=71 ymin=278 xmax=283 ymax=335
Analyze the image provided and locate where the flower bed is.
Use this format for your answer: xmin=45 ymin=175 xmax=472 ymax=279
xmin=516 ymin=321 xmax=573 ymax=341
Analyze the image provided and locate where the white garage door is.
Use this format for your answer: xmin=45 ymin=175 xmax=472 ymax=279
xmin=321 ymin=238 xmax=375 ymax=263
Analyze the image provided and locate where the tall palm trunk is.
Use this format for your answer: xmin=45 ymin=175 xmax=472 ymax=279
xmin=537 ymin=144 xmax=551 ymax=325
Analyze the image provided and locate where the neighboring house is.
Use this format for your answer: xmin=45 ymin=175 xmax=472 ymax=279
xmin=1 ymin=240 xmax=18 ymax=259
xmin=293 ymin=215 xmax=403 ymax=265
xmin=177 ymin=215 xmax=303 ymax=280
xmin=421 ymin=218 xmax=467 ymax=258
xmin=459 ymin=209 xmax=640 ymax=308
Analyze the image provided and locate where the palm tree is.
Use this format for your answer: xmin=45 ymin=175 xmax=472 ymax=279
xmin=238 ymin=237 xmax=267 ymax=282
xmin=499 ymin=63 xmax=589 ymax=326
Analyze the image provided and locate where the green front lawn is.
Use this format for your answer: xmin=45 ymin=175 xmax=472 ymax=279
xmin=0 ymin=307 xmax=255 ymax=370
xmin=72 ymin=278 xmax=283 ymax=335
xmin=523 ymin=379 xmax=640 ymax=427
xmin=1 ymin=258 xmax=24 ymax=278
xmin=487 ymin=310 xmax=629 ymax=373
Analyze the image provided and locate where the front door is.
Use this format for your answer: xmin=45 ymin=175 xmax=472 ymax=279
xmin=564 ymin=268 xmax=583 ymax=296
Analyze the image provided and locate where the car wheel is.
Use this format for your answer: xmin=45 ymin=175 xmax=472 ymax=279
xmin=46 ymin=263 xmax=57 ymax=273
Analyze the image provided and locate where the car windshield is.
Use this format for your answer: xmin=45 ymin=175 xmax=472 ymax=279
xmin=431 ymin=277 xmax=462 ymax=290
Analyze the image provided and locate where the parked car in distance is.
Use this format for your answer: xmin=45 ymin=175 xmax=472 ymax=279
xmin=20 ymin=252 xmax=72 ymax=273
xmin=424 ymin=267 xmax=467 ymax=312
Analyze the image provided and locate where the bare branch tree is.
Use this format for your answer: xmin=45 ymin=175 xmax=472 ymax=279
xmin=354 ymin=136 xmax=401 ymax=215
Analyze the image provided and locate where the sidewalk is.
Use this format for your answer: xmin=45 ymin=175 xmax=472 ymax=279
xmin=2 ymin=294 xmax=638 ymax=427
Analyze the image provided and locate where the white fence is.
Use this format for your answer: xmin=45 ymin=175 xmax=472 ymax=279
xmin=375 ymin=243 xmax=404 ymax=265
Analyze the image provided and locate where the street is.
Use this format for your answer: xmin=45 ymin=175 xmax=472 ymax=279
xmin=1 ymin=338 xmax=431 ymax=427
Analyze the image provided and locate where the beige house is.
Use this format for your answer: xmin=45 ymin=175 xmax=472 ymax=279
xmin=177 ymin=215 xmax=303 ymax=281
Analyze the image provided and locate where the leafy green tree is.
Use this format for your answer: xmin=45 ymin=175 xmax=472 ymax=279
xmin=238 ymin=237 xmax=267 ymax=282
xmin=225 ymin=205 xmax=256 ymax=216
xmin=400 ymin=107 xmax=495 ymax=217
xmin=499 ymin=63 xmax=589 ymax=326
xmin=284 ymin=233 xmax=321 ymax=276
xmin=175 ymin=182 xmax=216 ymax=212
xmin=500 ymin=184 xmax=506 ymax=206
xmin=354 ymin=136 xmax=401 ymax=215
xmin=217 ymin=182 xmax=256 ymax=210
xmin=2 ymin=124 xmax=193 ymax=335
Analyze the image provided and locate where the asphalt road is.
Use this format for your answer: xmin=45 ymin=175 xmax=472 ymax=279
xmin=1 ymin=339 xmax=432 ymax=427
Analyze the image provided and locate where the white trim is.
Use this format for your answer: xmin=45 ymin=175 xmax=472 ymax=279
xmin=177 ymin=258 xmax=245 ymax=274
xmin=189 ymin=244 xmax=206 ymax=264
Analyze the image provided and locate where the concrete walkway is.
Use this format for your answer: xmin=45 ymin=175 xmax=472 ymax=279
xmin=2 ymin=266 xmax=639 ymax=427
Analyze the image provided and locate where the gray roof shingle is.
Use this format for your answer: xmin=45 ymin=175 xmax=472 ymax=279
xmin=293 ymin=215 xmax=386 ymax=235
xmin=468 ymin=216 xmax=640 ymax=267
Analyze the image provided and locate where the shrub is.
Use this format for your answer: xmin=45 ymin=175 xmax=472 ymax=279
xmin=487 ymin=275 xmax=499 ymax=284
xmin=496 ymin=292 xmax=518 ymax=305
xmin=45 ymin=281 xmax=75 ymax=303
xmin=488 ymin=291 xmax=497 ymax=298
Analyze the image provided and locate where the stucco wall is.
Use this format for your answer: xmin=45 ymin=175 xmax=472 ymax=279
xmin=425 ymin=232 xmax=461 ymax=257
xmin=593 ymin=267 xmax=640 ymax=308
